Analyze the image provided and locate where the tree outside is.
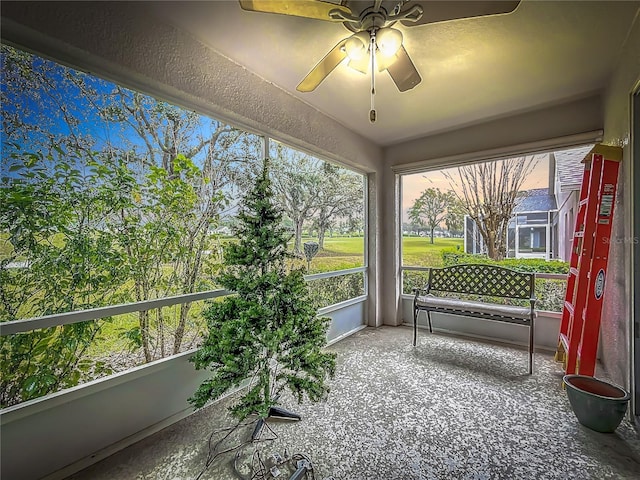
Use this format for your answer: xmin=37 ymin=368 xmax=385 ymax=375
xmin=444 ymin=195 xmax=465 ymax=237
xmin=311 ymin=162 xmax=363 ymax=249
xmin=443 ymin=157 xmax=538 ymax=260
xmin=269 ymin=141 xmax=364 ymax=254
xmin=408 ymin=188 xmax=455 ymax=244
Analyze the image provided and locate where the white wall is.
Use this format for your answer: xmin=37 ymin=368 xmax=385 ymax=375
xmin=600 ymin=12 xmax=640 ymax=390
xmin=383 ymin=95 xmax=603 ymax=168
xmin=555 ymin=188 xmax=579 ymax=262
xmin=1 ymin=351 xmax=210 ymax=480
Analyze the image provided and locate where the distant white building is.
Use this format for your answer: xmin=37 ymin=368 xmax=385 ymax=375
xmin=211 ymin=226 xmax=233 ymax=236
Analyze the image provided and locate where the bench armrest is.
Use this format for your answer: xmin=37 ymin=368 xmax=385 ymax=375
xmin=413 ymin=282 xmax=430 ymax=297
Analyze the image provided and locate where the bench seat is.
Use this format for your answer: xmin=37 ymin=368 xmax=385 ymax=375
xmin=415 ymin=295 xmax=533 ymax=322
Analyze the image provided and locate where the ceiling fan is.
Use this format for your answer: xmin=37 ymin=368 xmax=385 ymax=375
xmin=239 ymin=1 xmax=520 ymax=122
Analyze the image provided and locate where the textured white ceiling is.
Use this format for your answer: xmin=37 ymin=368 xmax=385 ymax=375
xmin=151 ymin=1 xmax=640 ymax=146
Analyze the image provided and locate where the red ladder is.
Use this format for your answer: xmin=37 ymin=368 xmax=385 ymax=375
xmin=555 ymin=144 xmax=622 ymax=376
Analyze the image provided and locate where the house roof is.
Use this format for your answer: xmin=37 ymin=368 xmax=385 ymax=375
xmin=514 ymin=188 xmax=557 ymax=212
xmin=554 ymin=145 xmax=593 ymax=192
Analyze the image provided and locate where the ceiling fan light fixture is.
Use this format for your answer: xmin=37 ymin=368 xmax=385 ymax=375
xmin=345 ymin=31 xmax=370 ymax=60
xmin=376 ymin=27 xmax=403 ymax=58
xmin=347 ymin=57 xmax=370 ymax=74
xmin=376 ymin=51 xmax=398 ymax=72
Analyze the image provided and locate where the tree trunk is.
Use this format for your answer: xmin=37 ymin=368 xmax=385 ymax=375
xmin=294 ymin=219 xmax=304 ymax=253
xmin=318 ymin=226 xmax=326 ymax=249
xmin=174 ymin=226 xmax=207 ymax=354
xmin=157 ymin=307 xmax=165 ymax=358
xmin=174 ymin=302 xmax=191 ymax=354
xmin=140 ymin=309 xmax=151 ymax=363
xmin=485 ymin=233 xmax=503 ymax=261
xmin=430 ymin=227 xmax=435 ymax=244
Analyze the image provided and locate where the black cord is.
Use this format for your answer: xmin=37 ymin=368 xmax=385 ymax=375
xmin=194 ymin=418 xmax=258 ymax=480
xmin=248 ymin=449 xmax=268 ymax=480
xmin=195 ymin=417 xmax=319 ymax=480
xmin=195 ymin=416 xmax=281 ymax=480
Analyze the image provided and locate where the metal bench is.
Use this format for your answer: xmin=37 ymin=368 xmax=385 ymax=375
xmin=412 ymin=264 xmax=537 ymax=374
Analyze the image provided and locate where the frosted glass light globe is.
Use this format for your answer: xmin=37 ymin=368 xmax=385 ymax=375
xmin=376 ymin=27 xmax=403 ymax=57
xmin=345 ymin=32 xmax=370 ymax=60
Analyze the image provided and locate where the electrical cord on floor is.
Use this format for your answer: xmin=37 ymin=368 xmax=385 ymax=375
xmin=195 ymin=416 xmax=321 ymax=480
xmin=291 ymin=453 xmax=316 ymax=480
xmin=233 ymin=421 xmax=279 ymax=480
xmin=194 ymin=418 xmax=262 ymax=480
xmin=236 ymin=446 xmax=318 ymax=480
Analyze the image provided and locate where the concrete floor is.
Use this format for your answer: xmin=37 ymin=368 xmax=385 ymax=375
xmin=67 ymin=326 xmax=640 ymax=479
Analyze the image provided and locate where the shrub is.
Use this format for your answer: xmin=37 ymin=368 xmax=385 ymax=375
xmin=441 ymin=250 xmax=568 ymax=273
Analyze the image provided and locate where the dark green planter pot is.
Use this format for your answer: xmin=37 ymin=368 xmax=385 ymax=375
xmin=563 ymin=374 xmax=630 ymax=433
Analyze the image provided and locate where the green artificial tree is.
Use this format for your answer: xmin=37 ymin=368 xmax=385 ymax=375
xmin=189 ymin=159 xmax=337 ymax=421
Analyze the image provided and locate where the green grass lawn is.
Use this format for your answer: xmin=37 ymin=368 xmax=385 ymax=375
xmin=301 ymin=235 xmax=463 ymax=272
xmin=300 ymin=236 xmax=365 ymax=273
xmin=402 ymin=237 xmax=464 ymax=267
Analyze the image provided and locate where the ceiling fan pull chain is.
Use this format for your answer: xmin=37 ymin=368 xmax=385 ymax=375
xmin=369 ymin=31 xmax=377 ymax=123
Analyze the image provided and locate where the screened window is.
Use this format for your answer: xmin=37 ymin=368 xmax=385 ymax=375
xmin=0 ymin=45 xmax=367 ymax=408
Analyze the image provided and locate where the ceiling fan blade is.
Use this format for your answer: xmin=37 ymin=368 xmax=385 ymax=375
xmin=400 ymin=1 xmax=520 ymax=27
xmin=239 ymin=0 xmax=352 ymax=21
xmin=297 ymin=39 xmax=348 ymax=92
xmin=386 ymin=46 xmax=421 ymax=92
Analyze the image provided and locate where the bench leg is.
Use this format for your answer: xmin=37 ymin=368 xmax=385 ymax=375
xmin=413 ymin=308 xmax=417 ymax=346
xmin=528 ymin=318 xmax=534 ymax=375
xmin=427 ymin=311 xmax=433 ymax=333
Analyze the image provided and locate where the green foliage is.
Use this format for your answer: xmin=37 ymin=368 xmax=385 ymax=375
xmin=189 ymin=161 xmax=337 ymax=420
xmin=0 ymin=45 xmax=259 ymax=407
xmin=401 ymin=249 xmax=569 ymax=311
xmin=1 ymin=44 xmax=365 ymax=409
xmin=0 ymin=150 xmax=127 ymax=407
xmin=534 ymin=278 xmax=566 ymax=312
xmin=496 ymin=258 xmax=569 ymax=274
xmin=270 ymin=142 xmax=364 ymax=253
xmin=306 ymin=273 xmax=365 ymax=311
xmin=408 ymin=188 xmax=455 ymax=244
xmin=441 ymin=249 xmax=569 ymax=273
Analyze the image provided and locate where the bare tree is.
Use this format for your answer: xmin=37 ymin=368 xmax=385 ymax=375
xmin=443 ymin=157 xmax=537 ymax=260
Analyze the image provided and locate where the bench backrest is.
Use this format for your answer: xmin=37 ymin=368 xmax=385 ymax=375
xmin=427 ymin=264 xmax=534 ymax=300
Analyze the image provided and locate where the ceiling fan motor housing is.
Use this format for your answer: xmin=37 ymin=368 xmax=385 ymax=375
xmin=358 ymin=9 xmax=387 ymax=31
xmin=342 ymin=1 xmax=402 ymax=32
